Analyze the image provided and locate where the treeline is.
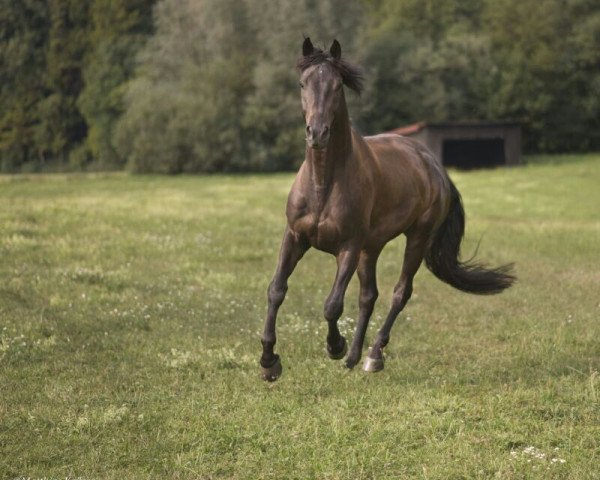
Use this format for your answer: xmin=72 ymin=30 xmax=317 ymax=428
xmin=0 ymin=0 xmax=156 ymax=172
xmin=1 ymin=0 xmax=599 ymax=173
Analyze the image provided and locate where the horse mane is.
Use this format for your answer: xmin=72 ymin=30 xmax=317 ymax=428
xmin=296 ymin=48 xmax=364 ymax=95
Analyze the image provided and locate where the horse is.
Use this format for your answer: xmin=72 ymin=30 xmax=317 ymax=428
xmin=259 ymin=38 xmax=515 ymax=381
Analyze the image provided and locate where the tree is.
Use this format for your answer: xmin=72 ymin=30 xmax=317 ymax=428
xmin=2 ymin=0 xmax=598 ymax=172
xmin=116 ymin=0 xmax=365 ymax=173
xmin=115 ymin=0 xmax=255 ymax=173
xmin=485 ymin=0 xmax=600 ymax=151
xmin=356 ymin=0 xmax=495 ymax=133
xmin=78 ymin=0 xmax=155 ymax=168
xmin=35 ymin=0 xmax=90 ymax=166
xmin=0 ymin=0 xmax=49 ymax=171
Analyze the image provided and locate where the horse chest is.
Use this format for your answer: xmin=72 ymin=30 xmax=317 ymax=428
xmin=291 ymin=209 xmax=352 ymax=253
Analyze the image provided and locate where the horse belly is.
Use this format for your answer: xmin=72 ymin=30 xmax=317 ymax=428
xmin=371 ymin=208 xmax=419 ymax=242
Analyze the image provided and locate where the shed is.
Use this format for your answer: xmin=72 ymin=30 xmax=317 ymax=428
xmin=389 ymin=121 xmax=522 ymax=169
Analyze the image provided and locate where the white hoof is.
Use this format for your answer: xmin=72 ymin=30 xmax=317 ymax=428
xmin=362 ymin=354 xmax=384 ymax=373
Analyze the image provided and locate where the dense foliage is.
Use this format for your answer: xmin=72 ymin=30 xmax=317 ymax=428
xmin=1 ymin=0 xmax=598 ymax=172
xmin=0 ymin=0 xmax=156 ymax=172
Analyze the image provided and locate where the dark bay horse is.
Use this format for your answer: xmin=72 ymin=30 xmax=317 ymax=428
xmin=260 ymin=38 xmax=515 ymax=381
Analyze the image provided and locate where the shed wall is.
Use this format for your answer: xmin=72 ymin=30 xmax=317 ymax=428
xmin=402 ymin=124 xmax=522 ymax=167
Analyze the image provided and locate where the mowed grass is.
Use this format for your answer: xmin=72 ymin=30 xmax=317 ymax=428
xmin=0 ymin=154 xmax=598 ymax=479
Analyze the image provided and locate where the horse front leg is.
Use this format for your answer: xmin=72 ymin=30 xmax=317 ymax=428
xmin=260 ymin=227 xmax=309 ymax=381
xmin=323 ymin=244 xmax=361 ymax=359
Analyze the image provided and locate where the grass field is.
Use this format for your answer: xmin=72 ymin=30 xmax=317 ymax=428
xmin=1 ymin=154 xmax=599 ymax=479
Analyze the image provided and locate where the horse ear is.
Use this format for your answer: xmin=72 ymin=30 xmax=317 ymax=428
xmin=330 ymin=39 xmax=341 ymax=60
xmin=302 ymin=37 xmax=314 ymax=56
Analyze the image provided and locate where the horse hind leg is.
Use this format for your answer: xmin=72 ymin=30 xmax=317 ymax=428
xmin=323 ymin=245 xmax=361 ymax=360
xmin=345 ymin=248 xmax=380 ymax=369
xmin=363 ymin=230 xmax=429 ymax=373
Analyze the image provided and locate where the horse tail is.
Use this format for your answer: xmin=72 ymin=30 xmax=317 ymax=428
xmin=424 ymin=180 xmax=516 ymax=294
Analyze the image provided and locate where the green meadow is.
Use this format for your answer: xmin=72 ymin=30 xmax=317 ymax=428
xmin=1 ymin=154 xmax=599 ymax=479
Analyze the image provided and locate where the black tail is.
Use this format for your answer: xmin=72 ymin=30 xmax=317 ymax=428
xmin=425 ymin=180 xmax=516 ymax=294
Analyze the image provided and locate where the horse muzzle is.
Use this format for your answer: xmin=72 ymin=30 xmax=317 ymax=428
xmin=306 ymin=124 xmax=330 ymax=149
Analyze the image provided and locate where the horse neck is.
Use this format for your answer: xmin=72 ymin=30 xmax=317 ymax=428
xmin=305 ymin=93 xmax=352 ymax=202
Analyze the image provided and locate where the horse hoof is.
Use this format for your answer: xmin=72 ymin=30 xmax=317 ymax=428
xmin=344 ymin=355 xmax=359 ymax=369
xmin=327 ymin=336 xmax=347 ymax=360
xmin=261 ymin=356 xmax=282 ymax=382
xmin=362 ymin=355 xmax=384 ymax=373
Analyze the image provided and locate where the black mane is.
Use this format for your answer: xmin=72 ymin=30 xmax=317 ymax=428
xmin=296 ymin=48 xmax=364 ymax=95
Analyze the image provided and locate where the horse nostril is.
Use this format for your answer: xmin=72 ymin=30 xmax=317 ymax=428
xmin=323 ymin=126 xmax=329 ymax=135
xmin=306 ymin=125 xmax=311 ymax=135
